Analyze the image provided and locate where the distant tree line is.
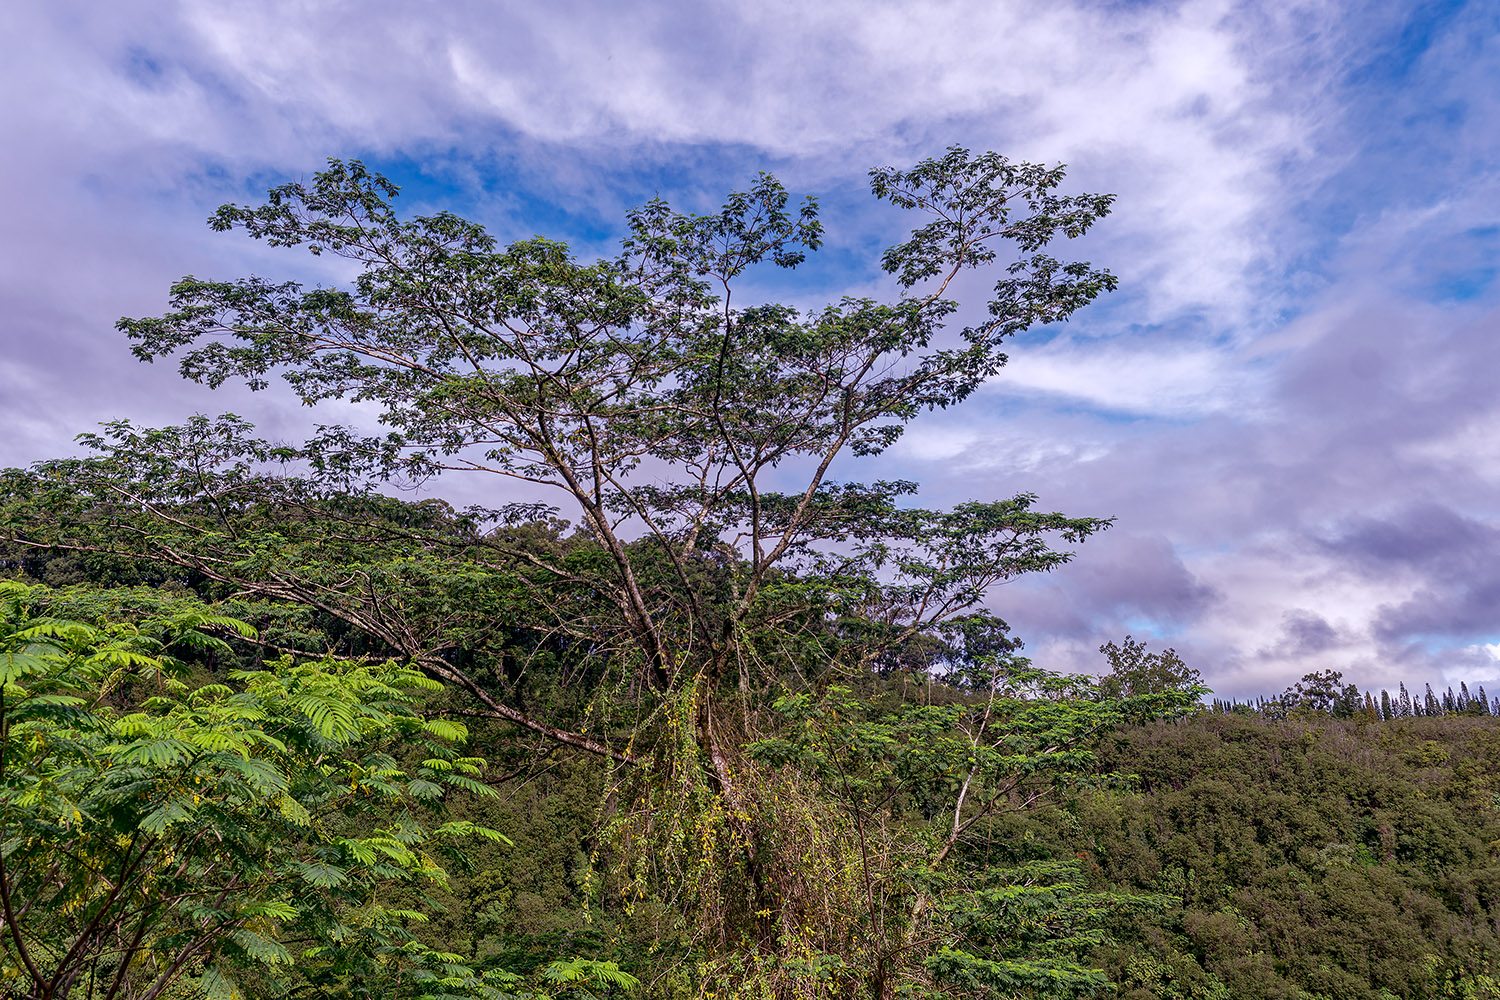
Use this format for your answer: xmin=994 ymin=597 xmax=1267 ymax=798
xmin=1206 ymin=667 xmax=1498 ymax=720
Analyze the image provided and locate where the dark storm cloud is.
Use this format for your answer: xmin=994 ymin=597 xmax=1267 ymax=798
xmin=990 ymin=532 xmax=1219 ymax=638
xmin=1258 ymin=611 xmax=1342 ymax=661
xmin=1335 ymin=503 xmax=1500 ymax=643
xmin=1376 ymin=580 xmax=1500 ymax=645
xmin=1066 ymin=533 xmax=1222 ymax=625
xmin=1321 ymin=504 xmax=1497 ymax=578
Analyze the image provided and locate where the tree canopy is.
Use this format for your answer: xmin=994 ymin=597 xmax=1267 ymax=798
xmin=0 ymin=149 xmax=1240 ymax=1000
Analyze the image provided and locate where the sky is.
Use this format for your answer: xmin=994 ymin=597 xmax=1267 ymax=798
xmin=3 ymin=0 xmax=1499 ymax=698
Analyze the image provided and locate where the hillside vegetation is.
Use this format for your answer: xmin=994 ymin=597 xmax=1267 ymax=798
xmin=2 ymin=150 xmax=1497 ymax=999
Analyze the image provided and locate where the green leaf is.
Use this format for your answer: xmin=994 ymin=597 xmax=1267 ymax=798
xmin=277 ymin=794 xmax=311 ymax=826
xmin=199 ymin=965 xmax=242 ymax=1000
xmin=297 ymin=861 xmax=349 ymax=887
xmin=229 ymin=927 xmax=293 ymax=964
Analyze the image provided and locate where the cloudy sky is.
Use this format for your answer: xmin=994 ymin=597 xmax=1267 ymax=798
xmin=3 ymin=0 xmax=1498 ymax=697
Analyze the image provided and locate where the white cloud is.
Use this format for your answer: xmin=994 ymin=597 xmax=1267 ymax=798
xmin=987 ymin=338 xmax=1258 ymax=418
xmin=15 ymin=0 xmax=1338 ymax=314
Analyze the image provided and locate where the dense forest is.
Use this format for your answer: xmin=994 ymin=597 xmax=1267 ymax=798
xmin=2 ymin=151 xmax=1497 ymax=1000
xmin=5 ymin=566 xmax=1498 ymax=1000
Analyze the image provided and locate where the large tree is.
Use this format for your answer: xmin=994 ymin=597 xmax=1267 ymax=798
xmin=25 ymin=148 xmax=1115 ymax=754
xmin=2 ymin=149 xmax=1144 ymax=997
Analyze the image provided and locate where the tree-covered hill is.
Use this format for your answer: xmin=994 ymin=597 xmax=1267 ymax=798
xmin=1074 ymin=713 xmax=1500 ymax=999
xmin=4 ymin=570 xmax=1499 ymax=999
xmin=419 ymin=707 xmax=1500 ymax=1000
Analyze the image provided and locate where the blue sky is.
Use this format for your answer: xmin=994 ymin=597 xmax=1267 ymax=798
xmin=3 ymin=0 xmax=1499 ymax=696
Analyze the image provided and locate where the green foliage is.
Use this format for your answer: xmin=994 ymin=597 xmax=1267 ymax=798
xmin=58 ymin=146 xmax=1118 ymax=751
xmin=1071 ymin=712 xmax=1500 ymax=999
xmin=1096 ymin=636 xmax=1205 ymax=702
xmin=688 ymin=665 xmax=1196 ymax=1000
xmin=1 ymin=148 xmax=1147 ymax=1000
xmin=0 ymin=581 xmax=512 ymax=1000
